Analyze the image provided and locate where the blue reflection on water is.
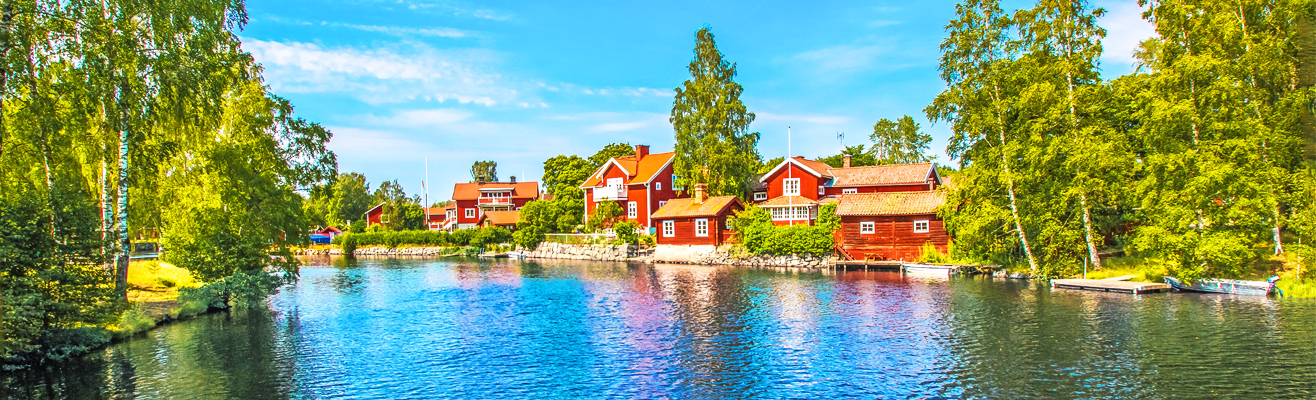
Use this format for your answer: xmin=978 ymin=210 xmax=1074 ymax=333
xmin=4 ymin=256 xmax=1314 ymax=399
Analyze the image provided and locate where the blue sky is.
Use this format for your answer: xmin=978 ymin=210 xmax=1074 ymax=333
xmin=241 ymin=0 xmax=1154 ymax=202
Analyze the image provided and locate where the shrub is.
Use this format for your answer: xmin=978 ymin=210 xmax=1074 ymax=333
xmin=918 ymin=241 xmax=951 ymax=264
xmin=586 ymin=201 xmax=624 ymax=232
xmin=115 ymin=306 xmax=157 ymax=337
xmin=177 ymin=268 xmax=284 ymax=311
xmin=639 ymin=234 xmax=656 ymax=247
xmin=341 ymin=235 xmax=358 ymax=257
xmin=730 ymin=205 xmax=834 ymax=256
xmin=614 ymin=221 xmax=640 ymax=244
xmin=37 ymin=327 xmax=112 ymax=362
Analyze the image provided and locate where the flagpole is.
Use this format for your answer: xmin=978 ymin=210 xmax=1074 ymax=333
xmin=788 ymin=126 xmax=793 ymax=226
xmin=424 ymin=156 xmax=429 ymax=230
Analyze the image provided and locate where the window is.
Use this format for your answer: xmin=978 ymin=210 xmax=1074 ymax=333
xmin=663 ymin=221 xmax=674 ymax=237
xmin=914 ymin=220 xmax=930 ymax=233
xmin=465 ymin=208 xmax=475 ymax=218
xmin=818 ymin=185 xmax=826 ymax=195
xmin=659 ymin=200 xmax=667 ymax=209
xmin=607 ymin=177 xmax=623 ymax=187
xmin=656 ymin=181 xmax=662 ymax=191
xmin=695 ymin=219 xmax=709 ymax=237
xmin=769 ymin=206 xmax=815 ymax=221
xmin=628 ymin=202 xmax=637 ymax=219
xmin=842 ymin=188 xmax=857 ymax=194
xmin=754 ymin=192 xmax=767 ymax=201
xmin=784 ymin=178 xmax=800 ymax=196
xmin=793 ymin=206 xmax=810 ymax=220
xmin=860 ymin=221 xmax=875 ymax=234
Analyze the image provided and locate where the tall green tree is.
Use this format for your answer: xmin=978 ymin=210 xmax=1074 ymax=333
xmin=331 ymin=172 xmax=372 ymax=226
xmin=588 ymin=142 xmax=634 ymax=166
xmin=470 ymin=160 xmax=497 ymax=182
xmin=818 ymin=145 xmax=879 ymax=168
xmin=927 ymin=0 xmax=1041 ymax=272
xmin=671 ymin=27 xmax=761 ymax=198
xmin=869 ymin=116 xmax=933 ymax=164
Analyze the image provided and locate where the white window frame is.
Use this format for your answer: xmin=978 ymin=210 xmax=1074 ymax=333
xmin=659 ymin=200 xmax=667 ymax=209
xmin=607 ymin=177 xmax=623 ymax=187
xmin=656 ymin=181 xmax=662 ymax=191
xmin=628 ymin=201 xmax=637 ymax=219
xmin=818 ymin=185 xmax=826 ymax=195
xmin=754 ymin=192 xmax=767 ymax=201
xmin=663 ymin=221 xmax=674 ymax=237
xmin=860 ymin=221 xmax=875 ymax=234
xmin=914 ymin=220 xmax=930 ymax=233
xmin=842 ymin=188 xmax=858 ymax=194
xmin=783 ymin=178 xmax=800 ymax=196
xmin=465 ymin=208 xmax=476 ymax=219
xmin=695 ymin=219 xmax=709 ymax=237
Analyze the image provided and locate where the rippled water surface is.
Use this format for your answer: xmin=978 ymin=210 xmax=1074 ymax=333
xmin=5 ymin=257 xmax=1316 ymax=399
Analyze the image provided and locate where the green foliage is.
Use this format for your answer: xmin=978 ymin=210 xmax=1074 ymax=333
xmin=333 ymin=228 xmax=513 ymax=249
xmin=671 ymin=27 xmax=762 ymax=198
xmin=36 ymin=327 xmax=112 ymax=363
xmin=758 ymin=156 xmax=785 ymax=174
xmin=340 ymin=235 xmax=358 ymax=257
xmin=349 ymin=218 xmax=367 ymax=233
xmin=589 ymin=143 xmax=635 ymax=167
xmin=543 ymin=155 xmax=596 ymax=196
xmin=818 ymin=145 xmax=879 ymax=168
xmin=114 ymin=306 xmax=157 ymax=337
xmin=470 ymin=226 xmax=513 ymax=248
xmin=0 ymin=187 xmax=115 ymax=358
xmin=614 ymin=221 xmax=641 ymax=244
xmin=470 ymin=160 xmax=498 ymax=182
xmin=332 ymin=173 xmax=374 ymax=225
xmin=730 ymin=205 xmax=834 ymax=256
xmin=177 ymin=269 xmax=285 ymax=311
xmin=817 ymin=203 xmax=840 ymax=231
xmin=587 ymin=201 xmax=625 ymax=232
xmin=869 ymin=116 xmax=933 ymax=164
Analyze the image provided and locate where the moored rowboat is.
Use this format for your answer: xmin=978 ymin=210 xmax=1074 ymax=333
xmin=1163 ymin=276 xmax=1280 ymax=296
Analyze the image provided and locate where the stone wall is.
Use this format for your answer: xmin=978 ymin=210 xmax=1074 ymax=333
xmin=298 ymin=246 xmax=449 ymax=256
xmin=521 ymin=242 xmax=639 ymax=262
xmin=646 ymin=244 xmax=832 ymax=268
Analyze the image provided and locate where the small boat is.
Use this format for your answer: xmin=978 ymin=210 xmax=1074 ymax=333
xmin=505 ymin=251 xmax=527 ymax=260
xmin=902 ymin=262 xmax=960 ymax=277
xmin=477 ymin=253 xmax=509 ymax=259
xmin=1163 ymin=276 xmax=1280 ymax=296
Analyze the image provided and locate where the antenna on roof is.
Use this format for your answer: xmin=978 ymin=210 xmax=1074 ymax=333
xmin=837 ymin=131 xmax=844 ymax=149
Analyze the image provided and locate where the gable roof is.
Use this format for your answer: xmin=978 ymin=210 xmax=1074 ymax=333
xmin=425 ymin=207 xmax=446 ymax=215
xmin=759 ymin=156 xmax=834 ymax=181
xmin=364 ymin=202 xmax=386 ymax=216
xmin=835 ymin=192 xmax=946 ymax=216
xmin=317 ymin=226 xmax=343 ymax=234
xmin=828 ymin=163 xmax=939 ymax=187
xmin=477 ymin=210 xmax=521 ymax=226
xmin=452 ymin=181 xmax=540 ymax=201
xmin=651 ymin=196 xmax=743 ymax=219
xmin=581 ymin=151 xmax=676 ymax=187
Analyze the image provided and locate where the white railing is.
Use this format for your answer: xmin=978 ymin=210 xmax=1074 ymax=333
xmin=592 ymin=185 xmax=627 ymax=201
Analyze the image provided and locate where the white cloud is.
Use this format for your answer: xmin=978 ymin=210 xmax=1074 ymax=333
xmin=244 ymin=38 xmax=519 ymax=106
xmin=1098 ymin=1 xmax=1157 ymax=68
xmin=364 ymin=109 xmax=474 ymax=127
xmin=756 ymin=112 xmax=851 ymax=125
xmin=791 ymin=44 xmax=891 ymax=73
xmin=330 ymin=22 xmax=468 ymax=38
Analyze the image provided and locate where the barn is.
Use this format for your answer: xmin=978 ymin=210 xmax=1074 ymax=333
xmin=834 ymin=192 xmax=950 ymax=261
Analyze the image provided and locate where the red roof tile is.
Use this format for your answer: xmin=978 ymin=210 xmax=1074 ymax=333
xmin=758 ymin=195 xmax=818 ymax=207
xmin=478 ymin=210 xmax=520 ymax=226
xmin=581 ymin=151 xmax=676 ymax=187
xmin=651 ymin=196 xmax=743 ymax=219
xmin=835 ymin=192 xmax=946 ymax=216
xmin=828 ymin=163 xmax=937 ymax=187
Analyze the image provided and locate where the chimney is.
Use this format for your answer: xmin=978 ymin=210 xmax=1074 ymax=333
xmin=843 ymin=155 xmax=852 ymax=168
xmin=693 ymin=183 xmax=708 ymax=204
xmin=635 ymin=144 xmax=650 ymax=159
xmin=510 ymin=176 xmax=517 ymax=184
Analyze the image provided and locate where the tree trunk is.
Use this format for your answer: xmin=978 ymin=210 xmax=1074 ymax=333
xmin=1066 ymin=70 xmax=1102 ymax=270
xmin=101 ymin=158 xmax=113 ymax=273
xmin=115 ymin=114 xmax=130 ymax=302
xmin=994 ymin=85 xmax=1039 ymax=272
xmin=0 ymin=0 xmax=13 ymax=160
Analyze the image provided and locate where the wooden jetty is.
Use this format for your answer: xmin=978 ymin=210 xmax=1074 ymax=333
xmin=831 ymin=260 xmax=903 ymax=271
xmin=1051 ymin=278 xmax=1168 ymax=294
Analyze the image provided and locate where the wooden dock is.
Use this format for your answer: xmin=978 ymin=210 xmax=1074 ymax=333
xmin=831 ymin=260 xmax=903 ymax=271
xmin=1051 ymin=279 xmax=1168 ymax=294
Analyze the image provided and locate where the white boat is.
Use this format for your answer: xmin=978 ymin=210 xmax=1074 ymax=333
xmin=902 ymin=262 xmax=960 ymax=277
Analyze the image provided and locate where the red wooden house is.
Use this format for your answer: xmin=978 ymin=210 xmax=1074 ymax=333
xmin=451 ymin=178 xmax=539 ymax=230
xmin=363 ymin=202 xmax=386 ymax=228
xmin=580 ymin=145 xmax=682 ymax=232
xmin=651 ymin=184 xmax=744 ymax=246
xmin=425 ymin=206 xmax=447 ymax=231
xmin=757 ymin=156 xmax=942 ymax=226
xmin=834 ymin=192 xmax=950 ymax=261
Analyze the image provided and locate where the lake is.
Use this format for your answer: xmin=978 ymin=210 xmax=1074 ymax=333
xmin=4 ymin=257 xmax=1314 ymax=399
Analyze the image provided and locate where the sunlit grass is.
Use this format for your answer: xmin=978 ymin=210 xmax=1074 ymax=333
xmin=126 ymin=260 xmax=196 ymax=303
xmin=1080 ymin=257 xmax=1172 ymax=283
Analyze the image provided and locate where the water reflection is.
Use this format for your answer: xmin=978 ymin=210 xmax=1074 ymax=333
xmin=4 ymin=258 xmax=1314 ymax=399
